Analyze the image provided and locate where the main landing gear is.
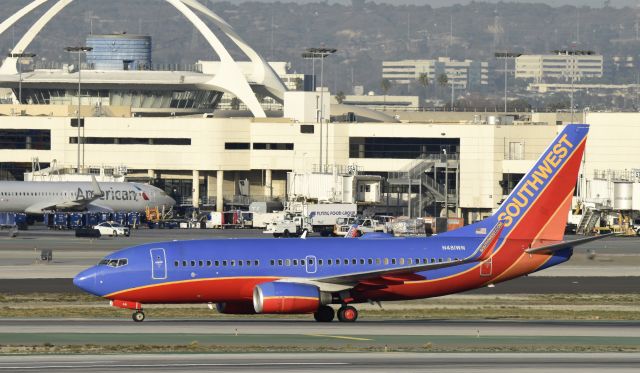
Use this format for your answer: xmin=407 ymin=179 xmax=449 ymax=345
xmin=132 ymin=310 xmax=145 ymax=322
xmin=313 ymin=305 xmax=359 ymax=322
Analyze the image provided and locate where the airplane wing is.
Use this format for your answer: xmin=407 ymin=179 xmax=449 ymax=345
xmin=312 ymin=221 xmax=504 ymax=287
xmin=525 ymin=233 xmax=615 ymax=254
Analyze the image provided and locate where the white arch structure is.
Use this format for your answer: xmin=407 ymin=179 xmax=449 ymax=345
xmin=0 ymin=0 xmax=287 ymax=117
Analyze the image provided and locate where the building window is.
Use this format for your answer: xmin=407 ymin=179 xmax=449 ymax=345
xmin=69 ymin=137 xmax=190 ymax=145
xmin=253 ymin=143 xmax=294 ymax=150
xmin=0 ymin=130 xmax=50 ymax=150
xmin=300 ymin=125 xmax=314 ymax=134
xmin=225 ymin=142 xmax=250 ymax=150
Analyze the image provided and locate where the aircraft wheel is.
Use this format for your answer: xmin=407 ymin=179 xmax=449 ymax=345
xmin=283 ymin=230 xmax=290 ymax=238
xmin=313 ymin=305 xmax=335 ymax=322
xmin=273 ymin=233 xmax=281 ymax=238
xmin=337 ymin=305 xmax=358 ymax=322
xmin=132 ymin=310 xmax=145 ymax=322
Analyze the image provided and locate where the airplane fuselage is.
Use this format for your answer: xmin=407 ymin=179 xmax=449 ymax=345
xmin=0 ymin=181 xmax=174 ymax=214
xmin=76 ymin=236 xmax=572 ymax=305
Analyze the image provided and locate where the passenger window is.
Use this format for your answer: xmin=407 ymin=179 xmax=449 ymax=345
xmin=430 ymin=258 xmax=436 ymax=263
xmin=285 ymin=259 xmax=291 ymax=266
xmin=198 ymin=260 xmax=203 ymax=267
xmin=422 ymin=258 xmax=427 ymax=264
xmin=351 ymin=258 xmax=356 ymax=265
xmin=174 ymin=261 xmax=179 ymax=267
xmin=182 ymin=260 xmax=187 ymax=267
xmin=278 ymin=259 xmax=283 ymax=266
xmin=447 ymin=257 xmax=452 ymax=262
xmin=408 ymin=258 xmax=413 ymax=264
xmin=293 ymin=259 xmax=298 ymax=266
xmin=391 ymin=258 xmax=397 ymax=265
xmin=336 ymin=258 xmax=340 ymax=265
xmin=190 ymin=260 xmax=196 ymax=267
xmin=255 ymin=260 xmax=259 ymax=266
xmin=343 ymin=259 xmax=348 ymax=265
xmin=222 ymin=260 xmax=228 ymax=266
xmin=301 ymin=259 xmax=306 ymax=265
xmin=215 ymin=260 xmax=220 ymax=267
xmin=238 ymin=260 xmax=243 ymax=267
xmin=359 ymin=258 xmax=365 ymax=265
xmin=327 ymin=259 xmax=333 ymax=265
xmin=376 ymin=258 xmax=381 ymax=265
xmin=231 ymin=260 xmax=236 ymax=266
xmin=367 ymin=258 xmax=373 ymax=265
xmin=318 ymin=259 xmax=323 ymax=265
xmin=246 ymin=260 xmax=251 ymax=266
xmin=308 ymin=259 xmax=314 ymax=265
xmin=399 ymin=258 xmax=405 ymax=265
xmin=206 ymin=260 xmax=212 ymax=267
xmin=384 ymin=258 xmax=389 ymax=265
xmin=270 ymin=259 xmax=275 ymax=266
xmin=438 ymin=258 xmax=443 ymax=263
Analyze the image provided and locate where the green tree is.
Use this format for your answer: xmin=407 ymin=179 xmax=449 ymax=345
xmin=437 ymin=74 xmax=448 ymax=87
xmin=335 ymin=91 xmax=346 ymax=104
xmin=230 ymin=97 xmax=240 ymax=110
xmin=417 ymin=72 xmax=429 ymax=109
xmin=380 ymin=79 xmax=392 ymax=111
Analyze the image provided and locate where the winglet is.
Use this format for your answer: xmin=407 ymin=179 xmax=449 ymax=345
xmin=474 ymin=221 xmax=504 ymax=261
xmin=91 ymin=175 xmax=104 ymax=198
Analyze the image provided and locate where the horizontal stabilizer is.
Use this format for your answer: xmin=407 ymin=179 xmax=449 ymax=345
xmin=525 ymin=233 xmax=615 ymax=254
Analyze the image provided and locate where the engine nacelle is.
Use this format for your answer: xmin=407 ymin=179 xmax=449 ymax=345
xmin=253 ymin=282 xmax=330 ymax=314
xmin=216 ymin=302 xmax=256 ymax=314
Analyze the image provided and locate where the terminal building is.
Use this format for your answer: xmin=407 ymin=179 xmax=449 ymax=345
xmin=515 ymin=53 xmax=604 ymax=83
xmin=382 ymin=58 xmax=489 ymax=90
xmin=0 ymin=1 xmax=637 ymax=224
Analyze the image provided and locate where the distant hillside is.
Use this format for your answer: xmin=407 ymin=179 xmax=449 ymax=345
xmin=1 ymin=0 xmax=639 ymax=95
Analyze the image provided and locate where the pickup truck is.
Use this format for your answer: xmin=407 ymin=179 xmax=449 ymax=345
xmin=263 ymin=215 xmax=312 ymax=238
xmin=334 ymin=217 xmax=384 ymax=236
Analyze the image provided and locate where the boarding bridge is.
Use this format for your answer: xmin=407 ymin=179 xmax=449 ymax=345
xmin=387 ymin=153 xmax=459 ymax=218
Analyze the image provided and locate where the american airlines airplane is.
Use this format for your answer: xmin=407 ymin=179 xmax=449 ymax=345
xmin=75 ymin=124 xmax=610 ymax=323
xmin=0 ymin=177 xmax=175 ymax=214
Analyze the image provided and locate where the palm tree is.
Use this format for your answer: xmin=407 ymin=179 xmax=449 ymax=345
xmin=417 ymin=72 xmax=429 ymax=109
xmin=380 ymin=78 xmax=392 ymax=111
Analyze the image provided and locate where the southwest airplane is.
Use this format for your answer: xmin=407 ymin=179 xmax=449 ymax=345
xmin=0 ymin=177 xmax=175 ymax=214
xmin=75 ymin=124 xmax=608 ymax=323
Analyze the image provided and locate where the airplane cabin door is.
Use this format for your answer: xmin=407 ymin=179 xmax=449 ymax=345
xmin=150 ymin=248 xmax=167 ymax=280
xmin=305 ymin=255 xmax=317 ymax=274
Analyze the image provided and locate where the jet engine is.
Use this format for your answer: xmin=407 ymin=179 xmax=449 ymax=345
xmin=216 ymin=301 xmax=256 ymax=314
xmin=253 ymin=282 xmax=331 ymax=314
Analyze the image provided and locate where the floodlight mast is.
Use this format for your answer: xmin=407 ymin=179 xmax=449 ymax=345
xmin=65 ymin=46 xmax=93 ymax=171
xmin=7 ymin=52 xmax=36 ymax=104
xmin=302 ymin=48 xmax=336 ymax=172
xmin=494 ymin=52 xmax=522 ymax=113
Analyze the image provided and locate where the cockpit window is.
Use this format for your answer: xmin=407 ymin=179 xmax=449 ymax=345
xmin=98 ymin=258 xmax=128 ymax=268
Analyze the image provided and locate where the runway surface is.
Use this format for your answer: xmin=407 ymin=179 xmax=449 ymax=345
xmin=2 ymin=319 xmax=639 ymax=337
xmin=1 ymin=353 xmax=639 ymax=372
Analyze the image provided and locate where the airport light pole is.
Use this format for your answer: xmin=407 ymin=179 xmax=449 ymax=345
xmin=8 ymin=52 xmax=36 ymax=104
xmin=494 ymin=52 xmax=522 ymax=113
xmin=553 ymin=49 xmax=594 ymax=123
xmin=65 ymin=46 xmax=93 ymax=171
xmin=302 ymin=48 xmax=336 ymax=173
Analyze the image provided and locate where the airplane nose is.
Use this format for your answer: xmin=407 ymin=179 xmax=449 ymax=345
xmin=73 ymin=268 xmax=99 ymax=295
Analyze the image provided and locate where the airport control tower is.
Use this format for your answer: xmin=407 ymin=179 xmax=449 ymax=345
xmin=86 ymin=34 xmax=152 ymax=71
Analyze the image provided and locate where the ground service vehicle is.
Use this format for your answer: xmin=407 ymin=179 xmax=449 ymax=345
xmin=93 ymin=222 xmax=130 ymax=237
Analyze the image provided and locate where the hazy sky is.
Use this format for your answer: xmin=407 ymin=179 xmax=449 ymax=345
xmin=212 ymin=0 xmax=635 ymax=7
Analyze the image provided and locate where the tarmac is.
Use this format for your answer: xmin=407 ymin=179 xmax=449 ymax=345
xmin=2 ymin=352 xmax=639 ymax=372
